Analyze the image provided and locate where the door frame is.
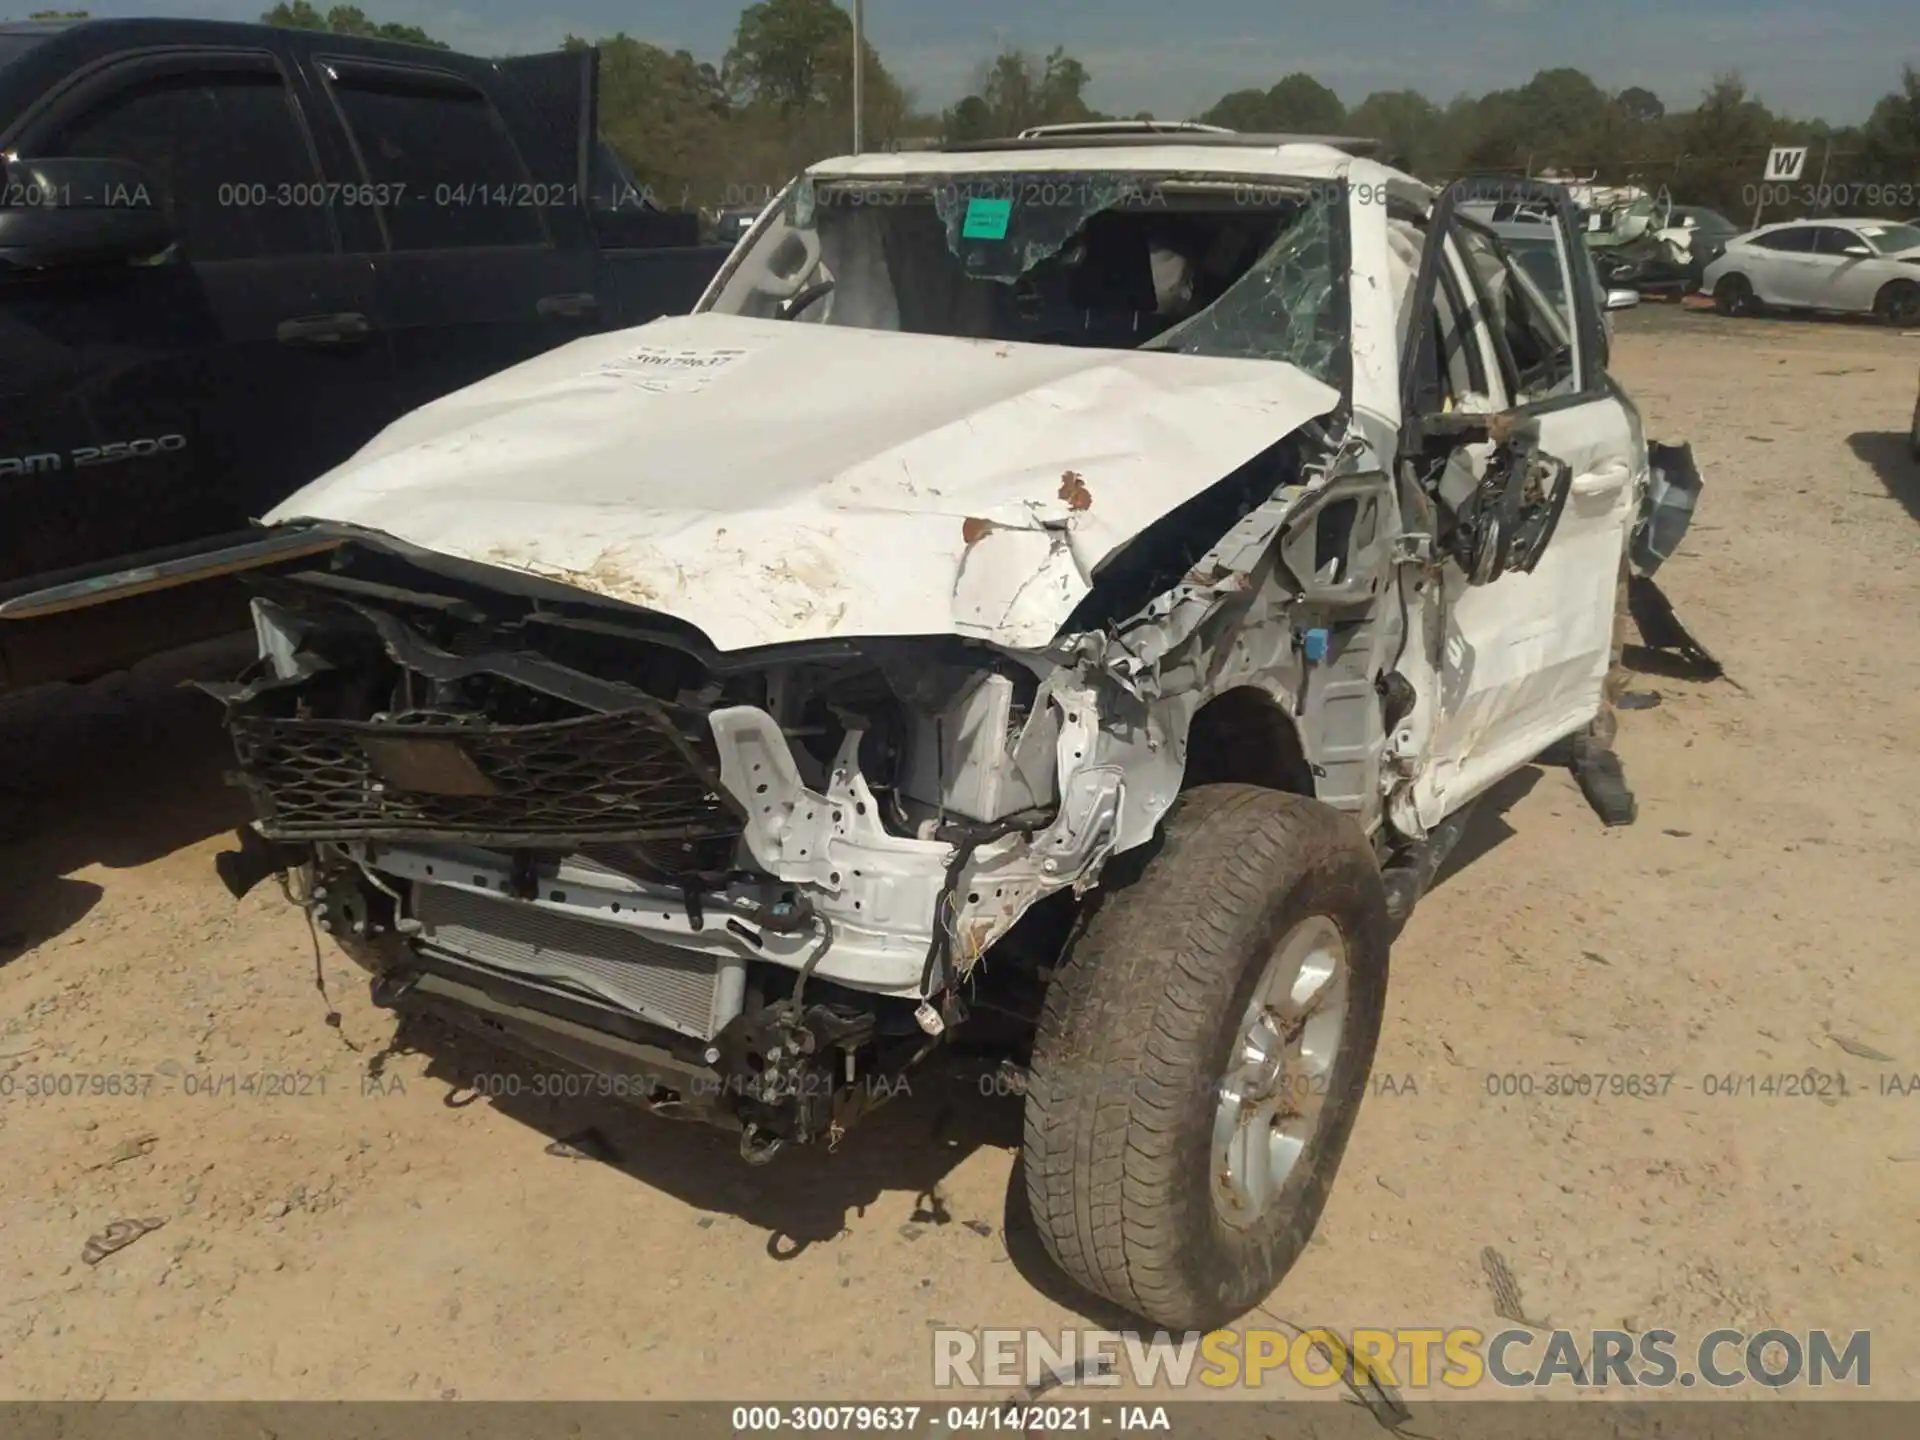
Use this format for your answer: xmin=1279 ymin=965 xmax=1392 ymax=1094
xmin=1391 ymin=176 xmax=1632 ymax=829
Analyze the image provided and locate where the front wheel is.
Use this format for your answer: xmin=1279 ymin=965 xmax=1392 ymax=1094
xmin=1021 ymin=784 xmax=1390 ymax=1331
xmin=1713 ymin=273 xmax=1758 ymax=317
xmin=1874 ymin=280 xmax=1920 ymax=329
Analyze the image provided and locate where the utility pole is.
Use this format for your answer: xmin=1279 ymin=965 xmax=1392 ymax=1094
xmin=851 ymin=0 xmax=865 ymax=153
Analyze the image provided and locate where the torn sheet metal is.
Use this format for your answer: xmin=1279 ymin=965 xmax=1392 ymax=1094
xmin=267 ymin=312 xmax=1338 ymax=653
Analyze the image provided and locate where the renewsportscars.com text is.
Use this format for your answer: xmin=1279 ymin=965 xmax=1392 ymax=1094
xmin=932 ymin=1326 xmax=1871 ymax=1391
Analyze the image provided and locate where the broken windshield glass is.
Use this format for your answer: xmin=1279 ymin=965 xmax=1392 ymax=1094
xmin=707 ymin=170 xmax=1344 ymax=373
xmin=1139 ymin=193 xmax=1341 ymax=385
xmin=930 ymin=175 xmax=1147 ymax=282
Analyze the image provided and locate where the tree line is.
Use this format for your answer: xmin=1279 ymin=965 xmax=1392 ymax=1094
xmin=28 ymin=4 xmax=1920 ymax=221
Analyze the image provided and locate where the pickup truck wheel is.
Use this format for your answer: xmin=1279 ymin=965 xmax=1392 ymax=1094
xmin=1713 ymin=273 xmax=1757 ymax=317
xmin=1020 ymin=784 xmax=1390 ymax=1331
xmin=1874 ymin=280 xmax=1920 ymax=328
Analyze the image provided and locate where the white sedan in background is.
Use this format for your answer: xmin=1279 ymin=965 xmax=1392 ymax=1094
xmin=1703 ymin=218 xmax=1920 ymax=325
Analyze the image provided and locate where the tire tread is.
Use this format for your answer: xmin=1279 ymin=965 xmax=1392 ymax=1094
xmin=1022 ymin=784 xmax=1383 ymax=1326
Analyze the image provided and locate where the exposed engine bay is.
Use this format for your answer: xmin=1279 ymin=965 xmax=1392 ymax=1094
xmin=208 ymin=154 xmax=1700 ymax=1175
xmin=207 ymin=399 xmax=1429 ymax=1161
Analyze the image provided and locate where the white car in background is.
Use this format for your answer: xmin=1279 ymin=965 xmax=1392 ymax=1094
xmin=1702 ymin=217 xmax=1920 ymax=325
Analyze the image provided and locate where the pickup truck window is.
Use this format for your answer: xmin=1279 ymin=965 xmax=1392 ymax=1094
xmin=328 ymin=69 xmax=544 ymax=251
xmin=45 ymin=67 xmax=330 ymax=262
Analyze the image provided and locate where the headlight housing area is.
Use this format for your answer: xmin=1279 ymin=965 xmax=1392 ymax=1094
xmin=217 ymin=556 xmax=1075 ymax=871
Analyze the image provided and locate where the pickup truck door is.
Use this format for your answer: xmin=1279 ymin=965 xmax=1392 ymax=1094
xmin=312 ymin=54 xmax=603 ymax=418
xmin=0 ymin=270 xmax=89 ymax=593
xmin=1 ymin=46 xmax=391 ymax=581
xmin=497 ymin=49 xmax=595 ymax=200
xmin=1398 ymin=181 xmax=1640 ymax=829
xmin=500 ymin=47 xmax=730 ymax=319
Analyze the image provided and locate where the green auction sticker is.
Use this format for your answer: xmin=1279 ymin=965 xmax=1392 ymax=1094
xmin=962 ymin=196 xmax=1013 ymax=239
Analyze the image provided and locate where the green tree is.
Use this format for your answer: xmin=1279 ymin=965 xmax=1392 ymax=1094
xmin=723 ymin=0 xmax=850 ymax=111
xmin=714 ymin=0 xmax=912 ymax=193
xmin=1264 ymin=72 xmax=1347 ymax=131
xmin=1615 ymin=86 xmax=1665 ymax=124
xmin=965 ymin=44 xmax=1097 ymax=135
xmin=576 ymin=33 xmax=731 ymax=207
xmin=1200 ymin=73 xmax=1345 ymax=133
xmin=1674 ymin=73 xmax=1780 ymax=216
xmin=1199 ymin=88 xmax=1271 ymax=130
xmin=1515 ymin=67 xmax=1608 ymax=154
xmin=260 ymin=3 xmax=446 ymax=48
xmin=943 ymin=93 xmax=994 ymax=142
xmin=1859 ymin=64 xmax=1920 ymax=214
xmin=1349 ymin=89 xmax=1444 ymax=174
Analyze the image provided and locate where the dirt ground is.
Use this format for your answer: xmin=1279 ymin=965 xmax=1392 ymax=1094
xmin=2 ymin=308 xmax=1917 ymax=1403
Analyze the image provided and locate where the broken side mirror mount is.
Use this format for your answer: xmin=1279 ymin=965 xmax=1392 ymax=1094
xmin=1414 ymin=410 xmax=1573 ymax=586
xmin=1276 ymin=471 xmax=1392 ymax=607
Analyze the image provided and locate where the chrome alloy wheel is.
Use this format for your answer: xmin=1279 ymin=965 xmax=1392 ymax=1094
xmin=1211 ymin=913 xmax=1351 ymax=1227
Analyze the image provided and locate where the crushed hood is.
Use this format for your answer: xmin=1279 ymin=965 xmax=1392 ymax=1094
xmin=269 ymin=312 xmax=1339 ymax=651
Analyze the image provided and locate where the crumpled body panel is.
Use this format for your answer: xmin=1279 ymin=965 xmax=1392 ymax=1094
xmin=268 ymin=312 xmax=1338 ymax=652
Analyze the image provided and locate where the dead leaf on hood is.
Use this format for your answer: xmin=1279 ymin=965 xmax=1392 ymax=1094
xmin=1057 ymin=470 xmax=1093 ymax=511
xmin=961 ymin=517 xmax=999 ymax=546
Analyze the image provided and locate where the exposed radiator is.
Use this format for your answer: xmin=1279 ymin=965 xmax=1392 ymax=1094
xmin=412 ymin=883 xmax=737 ymax=1041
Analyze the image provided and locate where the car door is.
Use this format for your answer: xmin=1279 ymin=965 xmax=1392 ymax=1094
xmin=1398 ymin=180 xmax=1639 ymax=827
xmin=314 ymin=54 xmax=603 ymax=418
xmin=1748 ymin=225 xmax=1822 ymax=307
xmin=4 ymin=46 xmax=391 ymax=576
xmin=1805 ymin=225 xmax=1883 ymax=313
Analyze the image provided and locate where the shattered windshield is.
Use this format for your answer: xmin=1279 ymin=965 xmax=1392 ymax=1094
xmin=703 ymin=170 xmax=1345 ymax=386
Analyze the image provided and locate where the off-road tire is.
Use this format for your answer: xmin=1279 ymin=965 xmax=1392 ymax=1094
xmin=1021 ymin=784 xmax=1390 ymax=1331
xmin=1874 ymin=280 xmax=1920 ymax=329
xmin=1713 ymin=273 xmax=1757 ymax=317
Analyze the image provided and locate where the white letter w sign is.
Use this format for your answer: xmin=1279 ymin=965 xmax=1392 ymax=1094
xmin=1763 ymin=146 xmax=1808 ymax=182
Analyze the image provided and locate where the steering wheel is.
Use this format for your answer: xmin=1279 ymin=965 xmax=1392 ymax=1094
xmin=779 ymin=277 xmax=836 ymax=320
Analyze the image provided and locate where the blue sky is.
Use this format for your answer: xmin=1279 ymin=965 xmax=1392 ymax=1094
xmin=61 ymin=0 xmax=1918 ymax=123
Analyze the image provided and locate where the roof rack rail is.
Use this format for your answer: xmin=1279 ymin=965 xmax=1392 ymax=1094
xmin=942 ymin=130 xmax=1384 ymax=156
xmin=1014 ymin=120 xmax=1234 ymax=139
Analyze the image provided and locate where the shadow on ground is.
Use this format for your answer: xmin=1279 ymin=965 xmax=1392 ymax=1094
xmin=374 ymin=1008 xmax=1033 ymax=1265
xmin=1427 ymin=764 xmax=1542 ymax=896
xmin=0 ymin=635 xmax=254 ymax=962
xmin=1846 ymin=431 xmax=1920 ymax=525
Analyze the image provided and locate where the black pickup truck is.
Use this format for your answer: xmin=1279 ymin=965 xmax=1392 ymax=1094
xmin=0 ymin=17 xmax=734 ymax=692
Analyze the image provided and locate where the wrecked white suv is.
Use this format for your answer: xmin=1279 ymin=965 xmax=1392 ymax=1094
xmin=212 ymin=132 xmax=1696 ymax=1331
